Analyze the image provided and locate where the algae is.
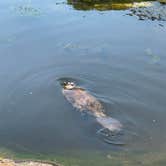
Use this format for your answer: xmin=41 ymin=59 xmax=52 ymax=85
xmin=1 ymin=146 xmax=166 ymax=166
xmin=67 ymin=0 xmax=154 ymax=10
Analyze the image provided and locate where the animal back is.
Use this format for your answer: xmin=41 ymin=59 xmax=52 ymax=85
xmin=63 ymin=88 xmax=104 ymax=115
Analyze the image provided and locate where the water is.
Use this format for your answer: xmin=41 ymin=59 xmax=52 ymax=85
xmin=0 ymin=0 xmax=166 ymax=165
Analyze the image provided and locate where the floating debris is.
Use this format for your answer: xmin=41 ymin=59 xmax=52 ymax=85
xmin=13 ymin=5 xmax=42 ymax=16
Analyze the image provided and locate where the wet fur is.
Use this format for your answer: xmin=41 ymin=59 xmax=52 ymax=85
xmin=62 ymin=86 xmax=122 ymax=131
xmin=63 ymin=87 xmax=105 ymax=116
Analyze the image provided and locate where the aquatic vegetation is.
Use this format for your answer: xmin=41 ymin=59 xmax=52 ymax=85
xmin=67 ymin=0 xmax=154 ymax=10
xmin=158 ymin=0 xmax=166 ymax=3
xmin=68 ymin=0 xmax=166 ymax=21
xmin=0 ymin=147 xmax=60 ymax=166
xmin=1 ymin=146 xmax=166 ymax=166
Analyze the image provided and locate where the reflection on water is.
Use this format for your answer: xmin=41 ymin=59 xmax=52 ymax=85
xmin=68 ymin=0 xmax=153 ymax=10
xmin=0 ymin=0 xmax=166 ymax=165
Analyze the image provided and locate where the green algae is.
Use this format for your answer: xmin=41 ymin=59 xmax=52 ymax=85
xmin=0 ymin=147 xmax=59 ymax=165
xmin=1 ymin=146 xmax=166 ymax=166
xmin=67 ymin=0 xmax=154 ymax=11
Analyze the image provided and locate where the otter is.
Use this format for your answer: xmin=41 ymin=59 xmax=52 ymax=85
xmin=61 ymin=81 xmax=122 ymax=132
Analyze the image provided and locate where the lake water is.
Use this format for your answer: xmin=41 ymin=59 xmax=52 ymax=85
xmin=0 ymin=0 xmax=166 ymax=165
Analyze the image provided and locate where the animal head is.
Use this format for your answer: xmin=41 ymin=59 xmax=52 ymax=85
xmin=62 ymin=81 xmax=76 ymax=90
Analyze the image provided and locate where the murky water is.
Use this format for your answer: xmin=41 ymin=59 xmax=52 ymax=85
xmin=0 ymin=0 xmax=166 ymax=165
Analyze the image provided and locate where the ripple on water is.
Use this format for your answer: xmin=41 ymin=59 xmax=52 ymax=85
xmin=0 ymin=64 xmax=160 ymax=153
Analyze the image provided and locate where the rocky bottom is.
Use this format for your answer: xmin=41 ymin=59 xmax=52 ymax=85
xmin=128 ymin=2 xmax=166 ymax=21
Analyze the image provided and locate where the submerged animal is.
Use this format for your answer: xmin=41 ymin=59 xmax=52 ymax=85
xmin=61 ymin=81 xmax=122 ymax=132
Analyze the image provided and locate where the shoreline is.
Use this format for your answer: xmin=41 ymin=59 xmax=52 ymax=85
xmin=0 ymin=158 xmax=61 ymax=166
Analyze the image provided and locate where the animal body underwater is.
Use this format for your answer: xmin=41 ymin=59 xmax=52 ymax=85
xmin=61 ymin=81 xmax=122 ymax=133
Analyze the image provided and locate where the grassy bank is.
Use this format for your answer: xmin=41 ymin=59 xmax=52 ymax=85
xmin=1 ymin=147 xmax=166 ymax=166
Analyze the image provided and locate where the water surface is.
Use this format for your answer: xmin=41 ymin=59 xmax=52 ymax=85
xmin=0 ymin=0 xmax=166 ymax=165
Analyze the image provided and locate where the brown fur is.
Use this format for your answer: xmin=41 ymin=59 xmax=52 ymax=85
xmin=63 ymin=87 xmax=106 ymax=118
xmin=62 ymin=85 xmax=122 ymax=131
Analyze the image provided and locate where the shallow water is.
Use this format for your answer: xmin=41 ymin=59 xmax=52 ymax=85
xmin=0 ymin=0 xmax=166 ymax=165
